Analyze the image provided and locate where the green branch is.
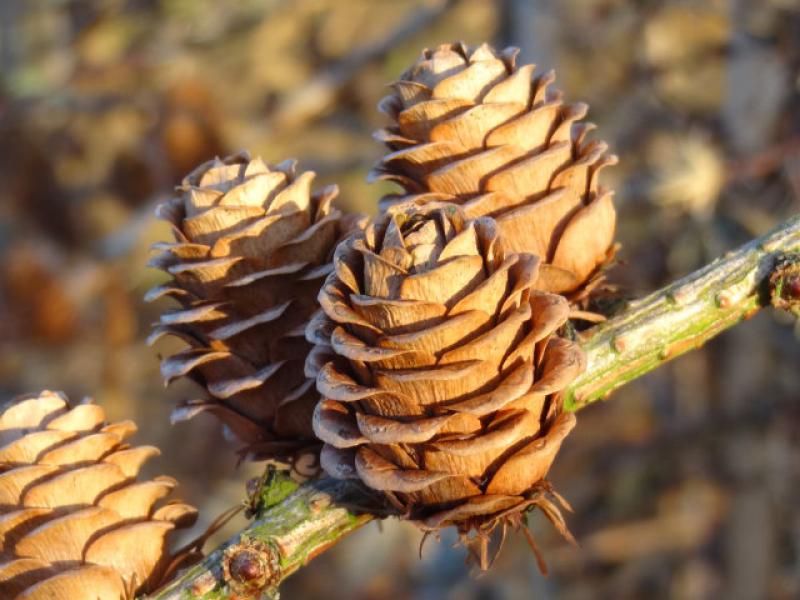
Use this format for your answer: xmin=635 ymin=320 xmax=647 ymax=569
xmin=149 ymin=474 xmax=378 ymax=600
xmin=147 ymin=214 xmax=800 ymax=600
xmin=565 ymin=213 xmax=800 ymax=409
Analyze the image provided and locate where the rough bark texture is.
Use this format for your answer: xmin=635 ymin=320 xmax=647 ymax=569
xmin=564 ymin=213 xmax=800 ymax=410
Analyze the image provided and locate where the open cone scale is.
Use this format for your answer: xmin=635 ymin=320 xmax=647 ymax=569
xmin=372 ymin=42 xmax=618 ymax=296
xmin=148 ymin=151 xmax=362 ymax=471
xmin=0 ymin=391 xmax=198 ymax=599
xmin=307 ymin=207 xmax=585 ymax=568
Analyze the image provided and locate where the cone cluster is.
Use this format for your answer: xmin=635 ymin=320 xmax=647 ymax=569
xmin=149 ymin=151 xmax=359 ymax=466
xmin=144 ymin=38 xmax=617 ymax=571
xmin=372 ymin=42 xmax=617 ymax=294
xmin=307 ymin=207 xmax=584 ymax=562
xmin=0 ymin=391 xmax=197 ymax=599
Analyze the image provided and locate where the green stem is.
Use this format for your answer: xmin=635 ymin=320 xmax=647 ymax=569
xmin=147 ymin=214 xmax=800 ymax=600
xmin=564 ymin=214 xmax=800 ymax=410
xmin=148 ymin=476 xmax=376 ymax=600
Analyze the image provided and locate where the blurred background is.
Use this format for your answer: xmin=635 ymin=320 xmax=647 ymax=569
xmin=1 ymin=0 xmax=800 ymax=598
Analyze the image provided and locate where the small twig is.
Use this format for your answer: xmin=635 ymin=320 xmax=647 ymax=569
xmin=565 ymin=214 xmax=800 ymax=409
xmin=148 ymin=476 xmax=379 ymax=600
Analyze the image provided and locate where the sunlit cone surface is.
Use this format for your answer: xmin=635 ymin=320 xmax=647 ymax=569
xmin=307 ymin=207 xmax=585 ymax=567
xmin=149 ymin=151 xmax=361 ymax=469
xmin=0 ymin=390 xmax=198 ymax=599
xmin=372 ymin=42 xmax=618 ymax=295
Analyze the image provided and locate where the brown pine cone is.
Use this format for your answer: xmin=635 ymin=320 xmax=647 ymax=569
xmin=149 ymin=151 xmax=362 ymax=470
xmin=371 ymin=42 xmax=618 ymax=295
xmin=0 ymin=390 xmax=198 ymax=598
xmin=307 ymin=207 xmax=585 ymax=568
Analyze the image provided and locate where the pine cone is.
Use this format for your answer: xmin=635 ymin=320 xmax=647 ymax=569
xmin=372 ymin=42 xmax=618 ymax=295
xmin=149 ymin=151 xmax=361 ymax=469
xmin=307 ymin=207 xmax=585 ymax=568
xmin=0 ymin=390 xmax=198 ymax=598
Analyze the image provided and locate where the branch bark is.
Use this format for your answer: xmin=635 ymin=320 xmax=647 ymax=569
xmin=565 ymin=213 xmax=800 ymax=410
xmin=147 ymin=214 xmax=800 ymax=600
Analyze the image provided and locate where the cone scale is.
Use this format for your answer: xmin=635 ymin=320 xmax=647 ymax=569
xmin=149 ymin=152 xmax=361 ymax=470
xmin=307 ymin=207 xmax=585 ymax=567
xmin=372 ymin=42 xmax=618 ymax=296
xmin=0 ymin=391 xmax=198 ymax=598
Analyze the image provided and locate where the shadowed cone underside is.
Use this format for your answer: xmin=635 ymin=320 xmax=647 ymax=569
xmin=372 ymin=42 xmax=618 ymax=297
xmin=307 ymin=207 xmax=585 ymax=569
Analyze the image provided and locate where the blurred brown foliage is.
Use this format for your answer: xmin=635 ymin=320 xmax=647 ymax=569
xmin=1 ymin=1 xmax=800 ymax=599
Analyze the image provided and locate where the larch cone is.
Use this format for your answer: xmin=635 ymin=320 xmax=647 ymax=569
xmin=307 ymin=206 xmax=585 ymax=569
xmin=148 ymin=151 xmax=362 ymax=472
xmin=372 ymin=42 xmax=618 ymax=296
xmin=0 ymin=390 xmax=198 ymax=599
